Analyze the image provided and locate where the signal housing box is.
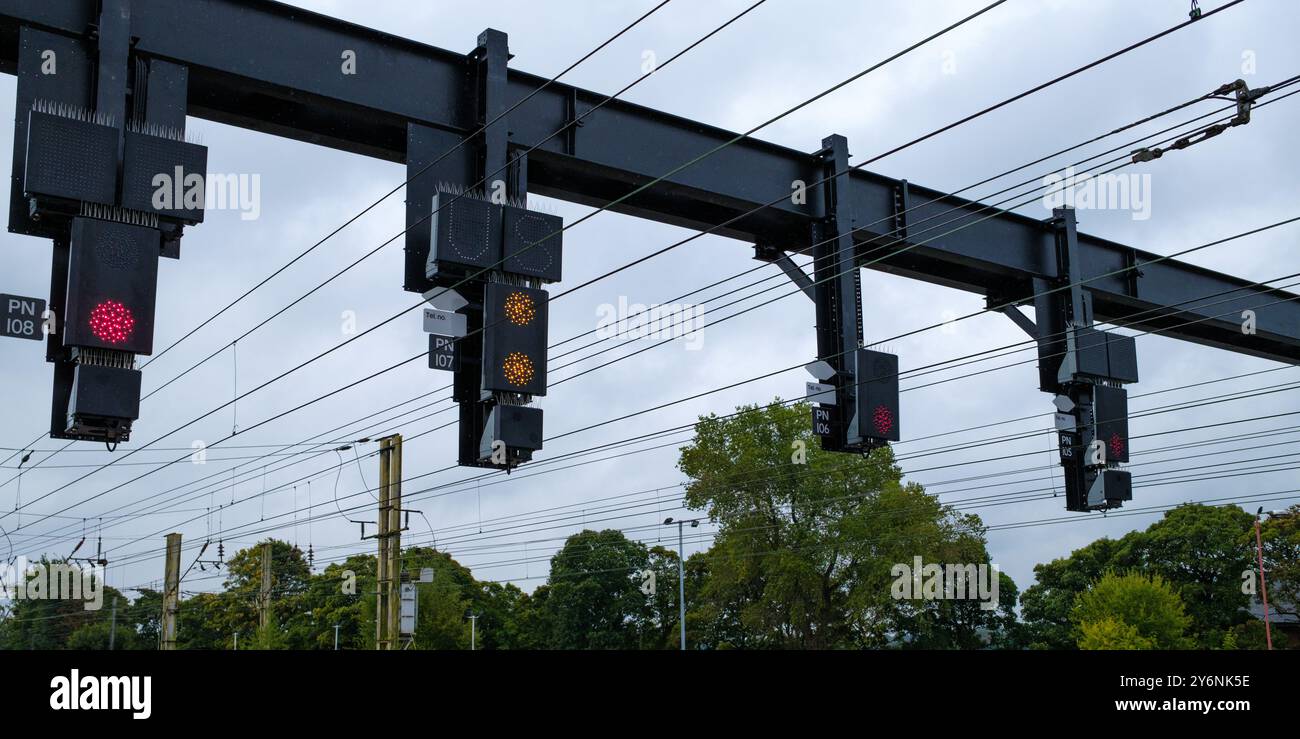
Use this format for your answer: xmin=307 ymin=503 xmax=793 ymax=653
xmin=481 ymin=282 xmax=548 ymax=396
xmin=1092 ymin=384 xmax=1130 ymax=463
xmin=62 ymin=218 xmax=161 ymax=355
xmin=852 ymin=348 xmax=900 ymax=444
xmin=65 ymin=364 xmax=142 ymax=442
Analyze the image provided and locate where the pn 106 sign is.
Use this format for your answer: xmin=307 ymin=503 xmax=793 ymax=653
xmin=1 ymin=293 xmax=46 ymax=341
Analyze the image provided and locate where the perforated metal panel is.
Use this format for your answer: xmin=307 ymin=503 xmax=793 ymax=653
xmin=502 ymin=205 xmax=563 ymax=282
xmin=427 ymin=193 xmax=497 ymax=276
xmin=24 ymin=110 xmax=117 ymax=205
xmin=121 ymin=131 xmax=209 ymax=222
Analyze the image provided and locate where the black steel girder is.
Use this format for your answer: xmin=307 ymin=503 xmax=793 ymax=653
xmin=1 ymin=0 xmax=1296 ymax=364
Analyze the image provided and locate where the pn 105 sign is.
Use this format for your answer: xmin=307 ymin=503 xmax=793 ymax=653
xmin=1 ymin=293 xmax=47 ymax=341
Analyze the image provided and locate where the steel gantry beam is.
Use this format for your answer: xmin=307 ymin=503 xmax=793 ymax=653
xmin=1 ymin=0 xmax=1293 ymax=363
xmin=1 ymin=1 xmax=1297 ymax=512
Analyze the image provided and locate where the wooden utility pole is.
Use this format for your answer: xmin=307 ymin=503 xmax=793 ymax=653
xmin=259 ymin=542 xmax=273 ymax=630
xmin=375 ymin=434 xmax=403 ymax=650
xmin=160 ymin=533 xmax=181 ymax=650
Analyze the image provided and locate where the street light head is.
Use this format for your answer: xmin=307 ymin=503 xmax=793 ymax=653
xmin=663 ymin=517 xmax=674 ymax=525
xmin=690 ymin=520 xmax=699 ymax=528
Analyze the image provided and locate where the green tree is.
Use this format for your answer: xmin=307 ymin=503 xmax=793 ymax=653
xmin=1072 ymin=571 xmax=1191 ymax=649
xmin=127 ymin=588 xmax=163 ymax=649
xmin=1078 ymin=616 xmax=1156 ymax=650
xmin=542 ymin=529 xmax=649 ymax=649
xmin=1019 ymin=536 xmax=1134 ymax=649
xmin=288 ymin=554 xmax=373 ymax=650
xmin=221 ymin=539 xmax=312 ymax=643
xmin=244 ymin=612 xmax=290 ymax=650
xmin=683 ymin=550 xmax=750 ymax=649
xmin=638 ymin=545 xmax=683 ymax=649
xmin=65 ymin=619 xmax=116 ymax=650
xmin=512 ymin=585 xmax=555 ymax=649
xmin=1128 ymin=504 xmax=1253 ymax=647
xmin=1258 ymin=505 xmax=1299 ymax=623
xmin=0 ymin=561 xmax=137 ymax=650
xmin=177 ymin=592 xmax=234 ymax=649
xmin=1222 ymin=619 xmax=1273 ymax=650
xmin=1021 ymin=504 xmax=1257 ymax=649
xmin=679 ymin=400 xmax=1015 ymax=649
xmin=469 ymin=580 xmax=531 ymax=650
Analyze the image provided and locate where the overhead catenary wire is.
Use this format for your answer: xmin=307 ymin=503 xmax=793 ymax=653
xmin=15 ymin=21 xmax=1274 ymax=549
xmin=134 ymin=0 xmax=768 ymax=405
xmin=138 ymin=0 xmax=677 ymax=372
xmin=38 ymin=413 xmax=1300 ymax=603
xmin=10 ymin=1 xmax=1279 ymax=582
xmin=168 ymin=481 xmax=1300 ymax=597
xmin=0 ymin=0 xmax=1017 ymax=530
xmin=97 ymin=439 xmax=1300 ymax=595
xmin=15 ymin=256 xmax=1294 ymax=575
xmin=12 ymin=79 xmax=1251 ymax=531
xmin=16 ymin=255 xmax=1300 ymax=559
xmin=10 ymin=63 xmax=1289 ymax=530
xmin=40 ymin=74 xmax=1276 ymax=538
xmin=93 ymin=357 xmax=1300 ymax=572
xmin=0 ymin=1 xmax=678 ymax=504
xmin=40 ymin=70 xmax=1289 ymax=543
xmin=96 ymin=434 xmax=1300 ymax=603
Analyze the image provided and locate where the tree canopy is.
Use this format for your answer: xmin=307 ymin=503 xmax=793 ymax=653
xmin=2 ymin=406 xmax=1290 ymax=651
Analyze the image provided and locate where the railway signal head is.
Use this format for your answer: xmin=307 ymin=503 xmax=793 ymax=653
xmin=481 ymin=282 xmax=548 ymax=396
xmin=852 ymin=349 xmax=900 ymax=445
xmin=62 ymin=218 xmax=160 ymax=356
xmin=1091 ymin=384 xmax=1130 ymax=464
xmin=52 ymin=218 xmax=161 ymax=444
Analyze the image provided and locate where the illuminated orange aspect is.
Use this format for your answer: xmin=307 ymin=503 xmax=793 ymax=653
xmin=503 ymin=291 xmax=536 ymax=326
xmin=503 ymin=351 xmax=535 ymax=386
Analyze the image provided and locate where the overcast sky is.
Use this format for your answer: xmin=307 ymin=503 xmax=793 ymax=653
xmin=1 ymin=0 xmax=1297 ymax=602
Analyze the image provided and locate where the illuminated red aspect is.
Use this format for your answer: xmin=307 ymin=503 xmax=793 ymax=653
xmin=88 ymin=299 xmax=136 ymax=345
xmin=1109 ymin=433 xmax=1125 ymax=459
xmin=872 ymin=405 xmax=894 ymax=436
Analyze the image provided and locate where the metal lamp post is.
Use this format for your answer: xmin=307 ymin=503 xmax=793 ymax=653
xmin=663 ymin=517 xmax=699 ymax=651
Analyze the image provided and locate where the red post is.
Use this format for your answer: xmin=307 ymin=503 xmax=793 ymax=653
xmin=1254 ymin=515 xmax=1273 ymax=650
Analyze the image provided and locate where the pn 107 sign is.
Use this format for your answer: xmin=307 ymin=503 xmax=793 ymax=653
xmin=1 ymin=293 xmax=46 ymax=341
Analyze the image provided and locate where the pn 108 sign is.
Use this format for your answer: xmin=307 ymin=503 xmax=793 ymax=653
xmin=1 ymin=293 xmax=46 ymax=341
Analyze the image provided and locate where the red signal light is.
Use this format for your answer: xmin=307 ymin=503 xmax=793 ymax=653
xmin=88 ymin=299 xmax=135 ymax=345
xmin=1108 ymin=432 xmax=1125 ymax=460
xmin=872 ymin=405 xmax=894 ymax=436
